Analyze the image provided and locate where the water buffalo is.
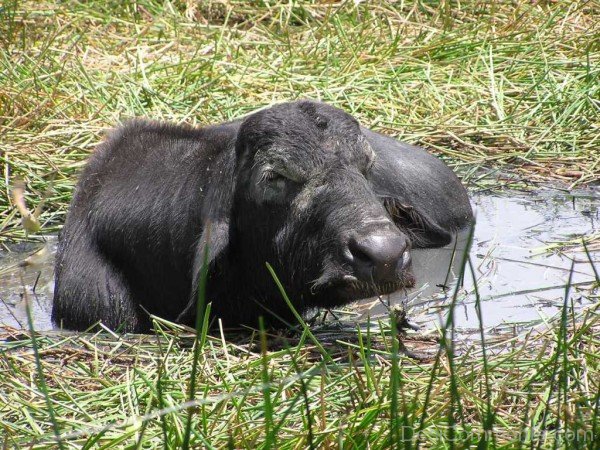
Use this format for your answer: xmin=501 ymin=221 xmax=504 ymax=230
xmin=52 ymin=100 xmax=472 ymax=332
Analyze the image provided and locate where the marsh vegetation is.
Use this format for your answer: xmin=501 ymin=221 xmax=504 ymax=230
xmin=1 ymin=1 xmax=599 ymax=448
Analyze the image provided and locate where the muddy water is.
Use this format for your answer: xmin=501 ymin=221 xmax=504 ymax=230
xmin=0 ymin=239 xmax=56 ymax=330
xmin=357 ymin=188 xmax=599 ymax=333
xmin=0 ymin=189 xmax=598 ymax=333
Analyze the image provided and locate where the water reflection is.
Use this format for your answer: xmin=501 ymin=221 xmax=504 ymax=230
xmin=0 ymin=189 xmax=598 ymax=332
xmin=365 ymin=189 xmax=599 ymax=332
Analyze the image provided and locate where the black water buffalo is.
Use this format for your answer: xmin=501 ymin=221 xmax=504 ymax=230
xmin=52 ymin=100 xmax=472 ymax=332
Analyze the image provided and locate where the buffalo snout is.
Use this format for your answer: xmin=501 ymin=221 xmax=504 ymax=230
xmin=345 ymin=228 xmax=412 ymax=285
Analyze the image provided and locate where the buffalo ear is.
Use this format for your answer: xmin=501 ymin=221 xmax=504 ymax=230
xmin=194 ymin=220 xmax=230 ymax=272
xmin=382 ymin=197 xmax=453 ymax=248
xmin=362 ymin=127 xmax=473 ymax=248
xmin=176 ymin=220 xmax=229 ymax=324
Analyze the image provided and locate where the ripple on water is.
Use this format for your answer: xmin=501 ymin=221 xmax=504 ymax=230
xmin=1 ymin=189 xmax=599 ymax=333
xmin=358 ymin=189 xmax=599 ymax=334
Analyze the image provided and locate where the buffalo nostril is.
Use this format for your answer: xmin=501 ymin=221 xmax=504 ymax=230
xmin=348 ymin=239 xmax=372 ymax=265
xmin=347 ymin=234 xmax=410 ymax=283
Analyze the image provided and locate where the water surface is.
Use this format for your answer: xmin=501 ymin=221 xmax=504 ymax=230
xmin=1 ymin=189 xmax=598 ymax=333
xmin=356 ymin=188 xmax=599 ymax=334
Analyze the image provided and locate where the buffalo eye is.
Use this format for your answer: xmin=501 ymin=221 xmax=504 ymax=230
xmin=258 ymin=169 xmax=290 ymax=203
xmin=263 ymin=170 xmax=286 ymax=184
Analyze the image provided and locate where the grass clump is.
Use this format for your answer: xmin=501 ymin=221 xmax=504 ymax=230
xmin=1 ymin=1 xmax=599 ymax=448
xmin=1 ymin=0 xmax=599 ymax=242
xmin=0 ymin=304 xmax=598 ymax=448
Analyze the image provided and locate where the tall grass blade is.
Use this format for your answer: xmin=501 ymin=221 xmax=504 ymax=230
xmin=468 ymin=256 xmax=496 ymax=449
xmin=265 ymin=262 xmax=336 ymax=366
xmin=535 ymin=259 xmax=575 ymax=450
xmin=182 ymin=227 xmax=211 ymax=450
xmin=284 ymin=343 xmax=316 ymax=450
xmin=258 ymin=316 xmax=275 ymax=449
xmin=21 ymin=277 xmax=65 ymax=450
xmin=582 ymin=238 xmax=599 ymax=284
xmin=415 ymin=220 xmax=475 ymax=450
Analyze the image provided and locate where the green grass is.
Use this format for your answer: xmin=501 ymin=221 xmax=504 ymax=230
xmin=1 ymin=0 xmax=599 ymax=241
xmin=0 ymin=1 xmax=599 ymax=448
xmin=1 ymin=294 xmax=599 ymax=448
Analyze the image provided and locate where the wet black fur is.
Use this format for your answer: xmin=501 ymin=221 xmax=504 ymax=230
xmin=52 ymin=100 xmax=472 ymax=332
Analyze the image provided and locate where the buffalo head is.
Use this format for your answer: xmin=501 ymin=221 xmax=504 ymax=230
xmin=207 ymin=101 xmax=415 ymax=318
